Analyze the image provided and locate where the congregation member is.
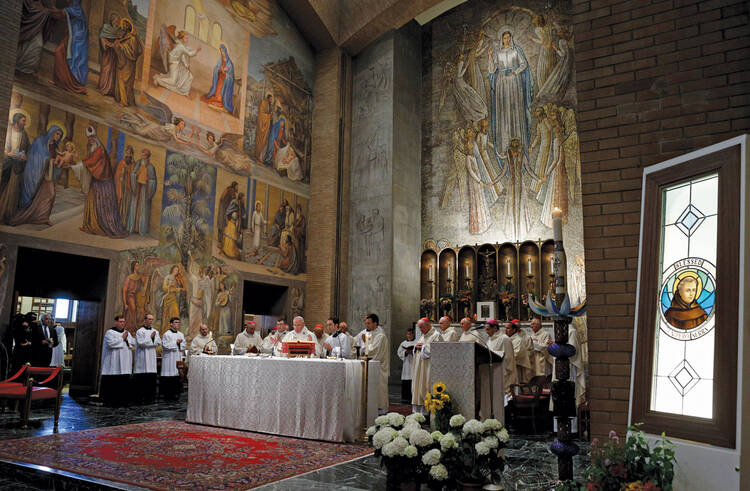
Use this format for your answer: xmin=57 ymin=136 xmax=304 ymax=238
xmin=160 ymin=317 xmax=185 ymax=401
xmin=486 ymin=319 xmax=517 ymax=394
xmin=435 ymin=316 xmax=460 ymax=342
xmin=338 ymin=321 xmax=357 ymax=358
xmin=529 ymin=318 xmax=552 ymax=377
xmin=396 ymin=327 xmax=417 ymax=402
xmin=313 ymin=324 xmax=327 ymax=357
xmin=411 ymin=317 xmax=440 ymax=415
xmin=324 ymin=316 xmax=351 ymax=359
xmin=506 ymin=319 xmax=533 ymax=383
xmin=357 ymin=313 xmax=389 ymax=414
xmin=134 ymin=313 xmax=160 ymax=403
xmin=100 ymin=315 xmax=134 ymax=406
xmin=190 ymin=323 xmax=216 ymax=355
xmin=234 ymin=320 xmax=262 ymax=354
xmin=34 ymin=313 xmax=59 ymax=366
xmin=458 ymin=317 xmax=479 ymax=343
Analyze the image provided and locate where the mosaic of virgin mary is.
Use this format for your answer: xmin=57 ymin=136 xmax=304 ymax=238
xmin=663 ymin=273 xmax=708 ymax=330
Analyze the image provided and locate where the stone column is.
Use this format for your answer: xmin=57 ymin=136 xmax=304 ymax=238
xmin=348 ymin=23 xmax=422 ymax=381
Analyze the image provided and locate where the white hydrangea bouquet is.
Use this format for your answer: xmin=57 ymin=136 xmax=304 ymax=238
xmin=367 ymin=411 xmax=508 ymax=489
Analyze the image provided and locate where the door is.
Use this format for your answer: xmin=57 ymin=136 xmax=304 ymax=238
xmin=69 ymin=300 xmax=101 ymax=395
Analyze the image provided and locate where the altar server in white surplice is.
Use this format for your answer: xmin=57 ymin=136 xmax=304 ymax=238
xmin=397 ymin=327 xmax=417 ymax=403
xmin=324 ymin=317 xmax=351 ymax=359
xmin=234 ymin=321 xmax=262 ymax=354
xmin=529 ymin=318 xmax=552 ymax=377
xmin=160 ymin=317 xmax=185 ymax=401
xmin=190 ymin=323 xmax=216 ymax=356
xmin=100 ymin=315 xmax=135 ymax=407
xmin=506 ymin=320 xmax=533 ymax=383
xmin=134 ymin=314 xmax=161 ymax=403
xmin=356 ymin=313 xmax=390 ymax=414
xmin=486 ymin=320 xmax=517 ymax=395
xmin=411 ymin=317 xmax=441 ymax=415
xmin=458 ymin=317 xmax=481 ymax=343
xmin=435 ymin=316 xmax=460 ymax=342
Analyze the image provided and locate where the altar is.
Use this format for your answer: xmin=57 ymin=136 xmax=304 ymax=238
xmin=186 ymin=356 xmax=381 ymax=442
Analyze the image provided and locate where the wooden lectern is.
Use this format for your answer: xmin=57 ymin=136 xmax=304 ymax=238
xmin=282 ymin=341 xmax=315 ymax=357
xmin=430 ymin=342 xmax=505 ymax=423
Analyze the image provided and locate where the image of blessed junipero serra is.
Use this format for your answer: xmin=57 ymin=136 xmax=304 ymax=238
xmin=664 ymin=274 xmax=708 ymax=330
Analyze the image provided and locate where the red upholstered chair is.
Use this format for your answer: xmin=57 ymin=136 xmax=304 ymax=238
xmin=0 ymin=366 xmax=64 ymax=428
xmin=0 ymin=364 xmax=30 ymax=389
xmin=510 ymin=383 xmax=546 ymax=434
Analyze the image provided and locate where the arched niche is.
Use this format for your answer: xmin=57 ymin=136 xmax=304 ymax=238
xmin=519 ymin=241 xmax=541 ymax=320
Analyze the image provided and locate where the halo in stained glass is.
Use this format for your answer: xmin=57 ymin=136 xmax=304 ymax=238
xmin=659 ymin=258 xmax=715 ymax=340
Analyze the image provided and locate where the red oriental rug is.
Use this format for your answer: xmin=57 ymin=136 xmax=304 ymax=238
xmin=0 ymin=420 xmax=372 ymax=490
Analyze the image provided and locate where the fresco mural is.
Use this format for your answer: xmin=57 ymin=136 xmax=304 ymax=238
xmin=422 ymin=0 xmax=585 ymax=270
xmin=243 ymin=3 xmax=314 ymax=183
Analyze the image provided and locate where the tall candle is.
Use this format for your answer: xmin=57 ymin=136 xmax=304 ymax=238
xmin=506 ymin=258 xmax=511 ymax=276
xmin=527 ymin=257 xmax=532 ymax=275
xmin=549 ymin=255 xmax=554 ymax=272
xmin=465 ymin=263 xmax=470 ymax=277
xmin=552 ymin=207 xmax=564 ymax=243
xmin=428 ymin=264 xmax=434 ymax=281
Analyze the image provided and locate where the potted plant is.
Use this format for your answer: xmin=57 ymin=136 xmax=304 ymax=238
xmin=424 ymin=382 xmax=453 ymax=433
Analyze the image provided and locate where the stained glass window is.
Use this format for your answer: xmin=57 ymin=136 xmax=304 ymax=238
xmin=651 ymin=174 xmax=718 ymax=418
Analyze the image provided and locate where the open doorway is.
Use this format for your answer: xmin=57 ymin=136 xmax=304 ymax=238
xmin=242 ymin=280 xmax=288 ymax=337
xmin=11 ymin=247 xmax=109 ymax=395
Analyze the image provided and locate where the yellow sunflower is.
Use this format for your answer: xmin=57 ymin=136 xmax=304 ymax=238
xmin=434 ymin=399 xmax=444 ymax=411
xmin=425 ymin=392 xmax=432 ymax=401
xmin=432 ymin=382 xmax=446 ymax=394
xmin=440 ymin=393 xmax=450 ymax=402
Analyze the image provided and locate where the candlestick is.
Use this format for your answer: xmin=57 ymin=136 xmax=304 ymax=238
xmin=527 ymin=257 xmax=532 ymax=275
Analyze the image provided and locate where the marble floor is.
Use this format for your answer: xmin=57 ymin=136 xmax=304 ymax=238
xmin=0 ymin=386 xmax=589 ymax=490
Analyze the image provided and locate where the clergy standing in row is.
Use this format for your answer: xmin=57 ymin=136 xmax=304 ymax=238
xmin=411 ymin=317 xmax=441 ymax=415
xmin=234 ymin=321 xmax=262 ymax=354
xmin=324 ymin=317 xmax=351 ymax=359
xmin=507 ymin=320 xmax=533 ymax=383
xmin=161 ymin=317 xmax=185 ymax=401
xmin=100 ymin=315 xmax=135 ymax=407
xmin=529 ymin=317 xmax=552 ymax=377
xmin=435 ymin=316 xmax=460 ymax=342
xmin=134 ymin=313 xmax=160 ymax=403
xmin=190 ymin=323 xmax=216 ymax=355
xmin=358 ymin=313 xmax=389 ymax=414
xmin=397 ymin=327 xmax=417 ymax=402
xmin=458 ymin=317 xmax=479 ymax=343
xmin=340 ymin=321 xmax=357 ymax=358
xmin=486 ymin=319 xmax=517 ymax=394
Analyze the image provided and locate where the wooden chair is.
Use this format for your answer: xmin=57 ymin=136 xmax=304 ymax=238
xmin=510 ymin=383 xmax=546 ymax=434
xmin=0 ymin=364 xmax=30 ymax=413
xmin=0 ymin=365 xmax=64 ymax=428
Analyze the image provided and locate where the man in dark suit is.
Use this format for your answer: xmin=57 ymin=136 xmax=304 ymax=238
xmin=32 ymin=313 xmax=59 ymax=367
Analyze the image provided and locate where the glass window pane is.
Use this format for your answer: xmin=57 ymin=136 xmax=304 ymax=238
xmin=54 ymin=298 xmax=70 ymax=319
xmin=651 ymin=174 xmax=717 ymax=419
xmin=71 ymin=300 xmax=79 ymax=323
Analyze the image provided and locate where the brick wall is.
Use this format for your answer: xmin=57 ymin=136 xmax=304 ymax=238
xmin=572 ymin=0 xmax=750 ymax=438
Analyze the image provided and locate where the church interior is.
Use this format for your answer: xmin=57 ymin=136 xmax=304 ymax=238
xmin=0 ymin=0 xmax=748 ymax=489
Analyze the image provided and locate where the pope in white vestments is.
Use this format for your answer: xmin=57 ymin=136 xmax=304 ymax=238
xmin=357 ymin=314 xmax=390 ymax=413
xmin=529 ymin=318 xmax=552 ymax=377
xmin=411 ymin=318 xmax=441 ymax=414
xmin=160 ymin=318 xmax=185 ymax=401
xmin=134 ymin=314 xmax=161 ymax=403
xmin=435 ymin=316 xmax=460 ymax=342
xmin=100 ymin=316 xmax=135 ymax=406
xmin=397 ymin=328 xmax=417 ymax=402
xmin=190 ymin=323 xmax=216 ymax=356
xmin=507 ymin=320 xmax=533 ymax=383
xmin=234 ymin=321 xmax=262 ymax=354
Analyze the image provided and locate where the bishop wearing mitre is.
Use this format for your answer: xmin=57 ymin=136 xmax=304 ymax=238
xmin=529 ymin=318 xmax=552 ymax=377
xmin=435 ymin=316 xmax=460 ymax=342
xmin=234 ymin=321 xmax=262 ymax=354
xmin=357 ymin=313 xmax=390 ymax=414
xmin=411 ymin=317 xmax=441 ymax=415
xmin=506 ymin=319 xmax=533 ymax=383
xmin=486 ymin=319 xmax=517 ymax=394
xmin=100 ymin=315 xmax=135 ymax=407
xmin=190 ymin=323 xmax=216 ymax=355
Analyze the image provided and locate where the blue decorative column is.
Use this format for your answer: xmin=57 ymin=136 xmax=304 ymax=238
xmin=528 ymin=208 xmax=586 ymax=481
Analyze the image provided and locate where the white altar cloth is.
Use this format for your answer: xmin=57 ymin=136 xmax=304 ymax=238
xmin=186 ymin=355 xmax=380 ymax=442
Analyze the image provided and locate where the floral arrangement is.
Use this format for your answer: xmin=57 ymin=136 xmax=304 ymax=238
xmin=424 ymin=382 xmax=453 ymax=433
xmin=438 ymin=416 xmax=508 ymax=486
xmin=456 ymin=288 xmax=473 ymax=304
xmin=420 ymin=299 xmax=436 ymax=319
xmin=556 ymin=425 xmax=676 ymax=491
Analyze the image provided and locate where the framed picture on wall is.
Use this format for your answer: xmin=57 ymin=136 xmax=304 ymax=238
xmin=476 ymin=302 xmax=495 ymax=321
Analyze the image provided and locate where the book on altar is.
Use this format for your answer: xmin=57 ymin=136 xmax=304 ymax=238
xmin=282 ymin=340 xmax=316 ymax=356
